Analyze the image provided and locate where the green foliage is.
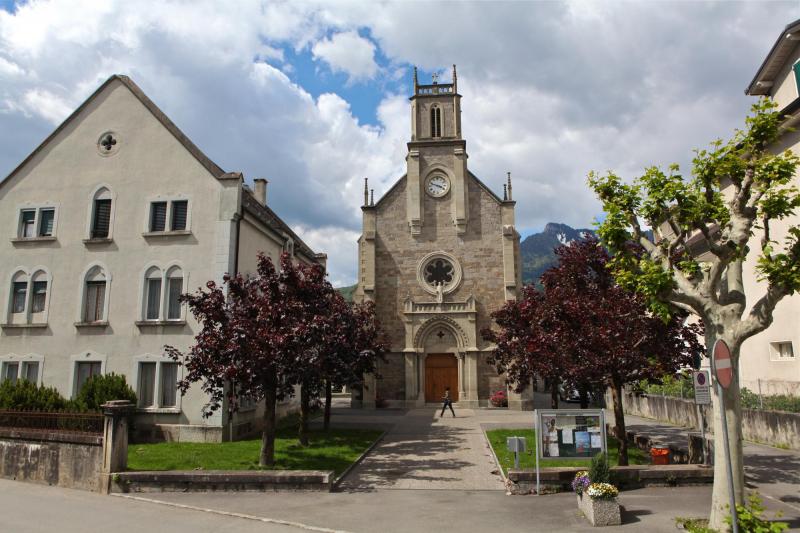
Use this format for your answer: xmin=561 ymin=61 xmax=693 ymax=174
xmin=73 ymin=373 xmax=136 ymax=412
xmin=740 ymin=388 xmax=800 ymax=413
xmin=589 ymin=452 xmax=611 ymax=484
xmin=725 ymin=492 xmax=788 ymax=533
xmin=674 ymin=517 xmax=715 ymax=533
xmin=638 ymin=372 xmax=695 ymax=399
xmin=588 ymin=99 xmax=800 ymax=317
xmin=0 ymin=379 xmax=70 ymax=411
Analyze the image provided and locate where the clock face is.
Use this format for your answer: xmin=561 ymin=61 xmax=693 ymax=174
xmin=426 ymin=175 xmax=450 ymax=197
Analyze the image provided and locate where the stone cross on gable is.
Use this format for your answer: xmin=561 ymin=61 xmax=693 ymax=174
xmin=431 ymin=72 xmax=439 ymax=84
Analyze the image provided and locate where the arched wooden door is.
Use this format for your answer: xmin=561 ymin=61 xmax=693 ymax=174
xmin=425 ymin=353 xmax=458 ymax=402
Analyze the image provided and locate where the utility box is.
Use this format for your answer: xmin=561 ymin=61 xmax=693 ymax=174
xmin=506 ymin=436 xmax=527 ymax=452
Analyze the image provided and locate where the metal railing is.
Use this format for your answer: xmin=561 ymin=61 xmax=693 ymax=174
xmin=0 ymin=410 xmax=104 ymax=434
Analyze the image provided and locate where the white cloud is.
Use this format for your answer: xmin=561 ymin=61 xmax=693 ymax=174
xmin=311 ymin=31 xmax=378 ymax=82
xmin=0 ymin=0 xmax=798 ymax=285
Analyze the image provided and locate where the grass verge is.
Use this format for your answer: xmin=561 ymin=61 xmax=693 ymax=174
xmin=486 ymin=428 xmax=649 ymax=474
xmin=128 ymin=427 xmax=382 ymax=476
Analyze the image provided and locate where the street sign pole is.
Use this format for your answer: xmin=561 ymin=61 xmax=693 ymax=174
xmin=713 ymin=339 xmax=739 ymax=533
xmin=534 ymin=409 xmax=540 ymax=495
xmin=693 ymin=370 xmax=711 ymax=465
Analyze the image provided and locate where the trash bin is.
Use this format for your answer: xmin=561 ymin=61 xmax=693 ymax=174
xmin=650 ymin=446 xmax=670 ymax=465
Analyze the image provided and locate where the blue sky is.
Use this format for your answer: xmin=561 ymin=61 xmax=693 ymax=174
xmin=0 ymin=1 xmax=797 ymax=284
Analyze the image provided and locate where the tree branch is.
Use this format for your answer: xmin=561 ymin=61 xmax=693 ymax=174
xmin=734 ymin=282 xmax=789 ymax=342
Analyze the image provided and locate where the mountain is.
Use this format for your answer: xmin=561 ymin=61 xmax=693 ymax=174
xmin=520 ymin=222 xmax=596 ymax=284
xmin=336 ymin=284 xmax=357 ymax=303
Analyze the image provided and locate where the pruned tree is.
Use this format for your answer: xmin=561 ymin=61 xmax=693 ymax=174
xmin=166 ymin=252 xmax=310 ymax=466
xmin=588 ymin=99 xmax=800 ymax=527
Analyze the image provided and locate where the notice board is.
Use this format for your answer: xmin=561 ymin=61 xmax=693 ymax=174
xmin=535 ymin=409 xmax=607 ymax=459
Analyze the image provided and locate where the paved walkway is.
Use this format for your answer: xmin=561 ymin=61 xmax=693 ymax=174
xmin=337 ymin=407 xmax=506 ymax=491
xmin=610 ymin=412 xmax=800 ymax=529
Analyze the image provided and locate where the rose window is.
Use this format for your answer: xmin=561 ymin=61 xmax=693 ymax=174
xmin=424 ymin=258 xmax=454 ymax=285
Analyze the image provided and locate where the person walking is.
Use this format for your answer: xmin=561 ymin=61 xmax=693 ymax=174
xmin=440 ymin=387 xmax=456 ymax=417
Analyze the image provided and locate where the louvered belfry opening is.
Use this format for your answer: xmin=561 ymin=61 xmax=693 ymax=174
xmin=91 ymin=199 xmax=112 ymax=238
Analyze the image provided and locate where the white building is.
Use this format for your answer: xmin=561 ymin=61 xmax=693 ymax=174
xmin=739 ymin=19 xmax=800 ymax=395
xmin=0 ymin=75 xmax=325 ymax=441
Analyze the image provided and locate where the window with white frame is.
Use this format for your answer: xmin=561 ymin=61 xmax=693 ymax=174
xmin=82 ymin=266 xmax=108 ymax=323
xmin=11 ymin=273 xmax=27 ymax=314
xmin=16 ymin=207 xmax=55 ymax=239
xmin=0 ymin=358 xmax=41 ymax=384
xmin=6 ymin=270 xmax=50 ymax=324
xmin=31 ymin=273 xmax=48 ymax=314
xmin=136 ymin=359 xmax=179 ymax=409
xmin=770 ymin=341 xmax=795 ymax=360
xmin=141 ymin=266 xmax=184 ymax=322
xmin=166 ymin=266 xmax=183 ymax=320
xmin=144 ymin=267 xmax=162 ymax=320
xmin=90 ymin=188 xmax=113 ymax=239
xmin=74 ymin=361 xmax=102 ymax=395
xmin=148 ymin=199 xmax=189 ymax=233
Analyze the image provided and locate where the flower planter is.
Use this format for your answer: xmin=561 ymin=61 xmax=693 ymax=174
xmin=577 ymin=493 xmax=621 ymax=527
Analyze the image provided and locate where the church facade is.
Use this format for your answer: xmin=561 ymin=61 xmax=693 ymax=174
xmin=354 ymin=67 xmax=532 ymax=409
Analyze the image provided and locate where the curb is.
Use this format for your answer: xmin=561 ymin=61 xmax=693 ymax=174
xmin=480 ymin=424 xmax=508 ymax=483
xmin=333 ymin=430 xmax=387 ymax=489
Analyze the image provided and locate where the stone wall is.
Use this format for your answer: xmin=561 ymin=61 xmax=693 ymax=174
xmin=0 ymin=430 xmax=103 ymax=491
xmin=618 ymin=392 xmax=800 ymax=451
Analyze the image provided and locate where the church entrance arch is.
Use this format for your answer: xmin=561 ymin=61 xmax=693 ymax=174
xmin=425 ymin=354 xmax=458 ymax=402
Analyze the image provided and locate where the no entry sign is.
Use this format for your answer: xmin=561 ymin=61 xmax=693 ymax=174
xmin=713 ymin=339 xmax=733 ymax=390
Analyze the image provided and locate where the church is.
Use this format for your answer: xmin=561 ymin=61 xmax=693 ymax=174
xmin=354 ymin=67 xmax=532 ymax=410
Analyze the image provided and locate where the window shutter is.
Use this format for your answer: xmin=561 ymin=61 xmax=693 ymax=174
xmin=146 ymin=278 xmax=162 ymax=320
xmin=150 ymin=202 xmax=167 ymax=232
xmin=39 ymin=209 xmax=54 ymax=237
xmin=171 ymin=200 xmax=188 ymax=231
xmin=92 ymin=199 xmax=112 ymax=238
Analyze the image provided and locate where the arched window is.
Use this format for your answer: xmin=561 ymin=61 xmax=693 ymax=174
xmin=30 ymin=270 xmax=49 ymax=315
xmin=90 ymin=187 xmax=113 ymax=239
xmin=166 ymin=266 xmax=183 ymax=320
xmin=144 ymin=267 xmax=162 ymax=321
xmin=430 ymin=106 xmax=442 ymax=138
xmin=83 ymin=266 xmax=107 ymax=323
xmin=10 ymin=271 xmax=28 ymax=316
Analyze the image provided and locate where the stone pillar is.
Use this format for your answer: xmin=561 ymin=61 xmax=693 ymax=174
xmin=462 ymin=350 xmax=480 ymax=408
xmin=100 ymin=400 xmax=135 ymax=494
xmin=404 ymin=351 xmax=418 ymax=408
xmin=362 ymin=372 xmax=377 ymax=409
xmin=508 ymin=380 xmax=534 ymax=410
xmin=417 ymin=353 xmax=426 ymax=406
xmin=457 ymin=353 xmax=465 ymax=403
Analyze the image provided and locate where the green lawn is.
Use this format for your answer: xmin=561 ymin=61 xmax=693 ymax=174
xmin=128 ymin=428 xmax=382 ymax=475
xmin=486 ymin=428 xmax=649 ymax=474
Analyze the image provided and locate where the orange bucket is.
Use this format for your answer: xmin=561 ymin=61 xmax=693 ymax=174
xmin=650 ymin=446 xmax=670 ymax=465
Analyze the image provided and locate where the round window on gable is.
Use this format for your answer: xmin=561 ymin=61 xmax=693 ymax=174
xmin=417 ymin=251 xmax=462 ymax=296
xmin=424 ymin=258 xmax=454 ymax=285
xmin=97 ymin=131 xmax=120 ymax=156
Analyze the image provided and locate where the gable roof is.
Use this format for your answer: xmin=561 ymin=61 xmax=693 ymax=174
xmin=240 ymin=190 xmax=318 ymax=262
xmin=0 ymin=74 xmax=226 ymax=189
xmin=746 ymin=18 xmax=800 ymax=96
xmin=1 ymin=74 xmax=322 ymax=264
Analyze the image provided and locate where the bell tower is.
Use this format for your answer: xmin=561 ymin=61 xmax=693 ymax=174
xmin=406 ymin=65 xmax=469 ymax=235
